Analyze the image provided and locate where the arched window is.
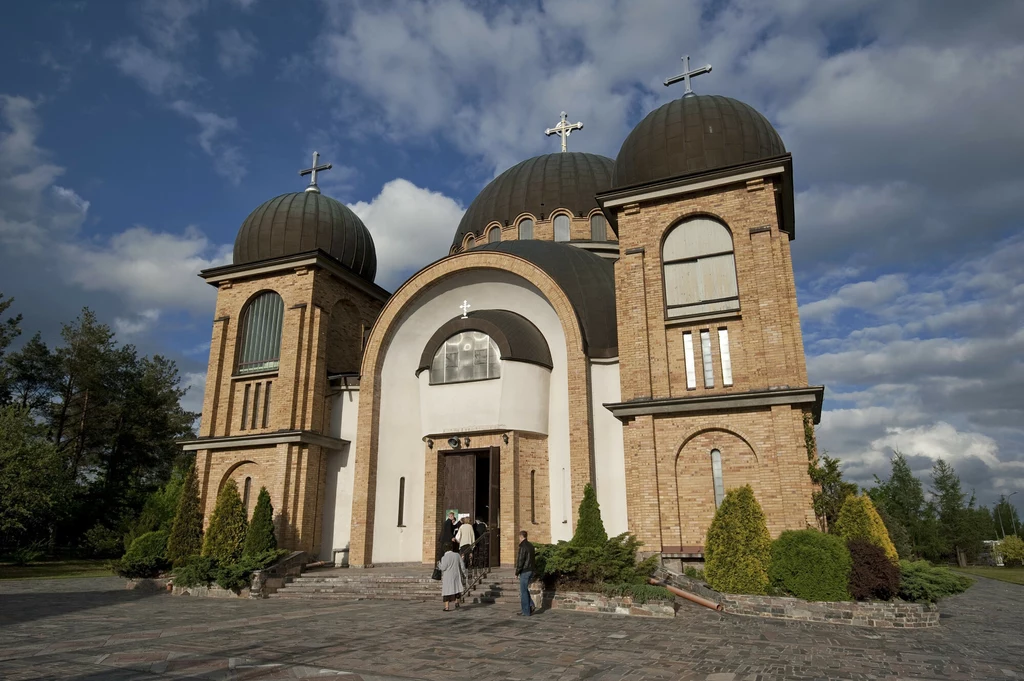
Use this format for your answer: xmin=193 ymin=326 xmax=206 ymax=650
xmin=465 ymin=235 xmax=476 ymax=250
xmin=243 ymin=476 xmax=252 ymax=514
xmin=590 ymin=214 xmax=607 ymax=241
xmin=553 ymin=214 xmax=570 ymax=242
xmin=662 ymin=217 xmax=739 ymax=318
xmin=237 ymin=292 xmax=284 ymax=374
xmin=710 ymin=449 xmax=724 ymax=508
xmin=518 ymin=218 xmax=533 ymax=240
xmin=488 ymin=226 xmax=500 ymax=243
xmin=429 ymin=331 xmax=500 ymax=384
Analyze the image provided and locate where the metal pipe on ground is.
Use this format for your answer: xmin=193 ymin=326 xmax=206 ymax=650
xmin=648 ymin=577 xmax=724 ymax=611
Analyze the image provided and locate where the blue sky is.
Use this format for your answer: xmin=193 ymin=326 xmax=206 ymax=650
xmin=1 ymin=1 xmax=1022 ymax=510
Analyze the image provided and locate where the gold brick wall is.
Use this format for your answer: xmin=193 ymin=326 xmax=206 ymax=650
xmin=453 ymin=209 xmax=615 ymax=253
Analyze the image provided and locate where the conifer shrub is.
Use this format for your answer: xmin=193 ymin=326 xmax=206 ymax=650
xmin=834 ymin=494 xmax=898 ymax=563
xmin=768 ymin=529 xmax=851 ymax=601
xmin=242 ymin=487 xmax=277 ymax=557
xmin=173 ymin=555 xmax=217 ymax=587
xmin=112 ymin=530 xmax=170 ymax=578
xmin=571 ymin=483 xmax=608 ymax=547
xmin=214 ymin=548 xmax=289 ymax=592
xmin=898 ymin=560 xmax=973 ymax=603
xmin=847 ymin=538 xmax=901 ymax=601
xmin=705 ymin=485 xmax=772 ymax=595
xmin=125 ymin=530 xmax=169 ymax=561
xmin=167 ymin=463 xmax=204 ymax=566
xmin=201 ymin=479 xmax=248 ymax=564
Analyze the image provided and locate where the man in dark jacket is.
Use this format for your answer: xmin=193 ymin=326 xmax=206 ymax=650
xmin=514 ymin=530 xmax=536 ymax=616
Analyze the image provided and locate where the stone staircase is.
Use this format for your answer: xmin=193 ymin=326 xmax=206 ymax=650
xmin=269 ymin=566 xmax=539 ymax=606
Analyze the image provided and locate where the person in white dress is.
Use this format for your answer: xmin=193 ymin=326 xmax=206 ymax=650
xmin=438 ymin=539 xmax=465 ymax=611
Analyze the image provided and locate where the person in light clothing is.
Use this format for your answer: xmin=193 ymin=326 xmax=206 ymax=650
xmin=438 ymin=539 xmax=465 ymax=612
xmin=455 ymin=518 xmax=476 ymax=561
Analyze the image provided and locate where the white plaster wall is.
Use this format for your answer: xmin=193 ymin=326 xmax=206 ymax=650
xmin=590 ymin=361 xmax=628 ymax=537
xmin=320 ymin=387 xmax=360 ymax=561
xmin=371 ymin=270 xmax=574 ymax=563
xmin=418 ymin=361 xmax=551 ymax=436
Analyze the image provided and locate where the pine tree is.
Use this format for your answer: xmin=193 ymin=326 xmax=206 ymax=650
xmin=571 ymin=483 xmax=607 ymax=547
xmin=243 ymin=487 xmax=277 ymax=557
xmin=808 ymin=454 xmax=857 ymax=532
xmin=202 ymin=479 xmax=248 ymax=563
xmin=167 ymin=462 xmax=203 ymax=565
xmin=834 ymin=494 xmax=898 ymax=562
xmin=705 ymin=485 xmax=772 ymax=595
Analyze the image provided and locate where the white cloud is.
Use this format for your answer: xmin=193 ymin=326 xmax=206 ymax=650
xmin=180 ymin=371 xmax=207 ymax=427
xmin=350 ymin=179 xmax=465 ymax=290
xmin=114 ymin=309 xmax=161 ymax=336
xmin=106 ymin=38 xmax=193 ymax=96
xmin=800 ymin=274 xmax=908 ymax=322
xmin=169 ymin=100 xmax=245 ymax=184
xmin=138 ymin=0 xmax=207 ymax=51
xmin=216 ymin=28 xmax=258 ymax=74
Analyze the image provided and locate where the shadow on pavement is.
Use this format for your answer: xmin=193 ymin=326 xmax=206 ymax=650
xmin=0 ymin=587 xmax=165 ymax=627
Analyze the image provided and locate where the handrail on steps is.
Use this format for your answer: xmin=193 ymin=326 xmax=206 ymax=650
xmin=648 ymin=577 xmax=723 ymax=611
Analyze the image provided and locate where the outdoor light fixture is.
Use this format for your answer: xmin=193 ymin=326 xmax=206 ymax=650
xmin=447 ymin=437 xmax=460 ymax=449
xmin=464 ymin=437 xmax=471 ymax=448
xmin=502 ymin=433 xmax=509 ymax=445
xmin=426 ymin=439 xmax=434 ymax=449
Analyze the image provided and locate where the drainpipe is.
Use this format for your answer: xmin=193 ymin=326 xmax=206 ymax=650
xmin=648 ymin=578 xmax=723 ymax=612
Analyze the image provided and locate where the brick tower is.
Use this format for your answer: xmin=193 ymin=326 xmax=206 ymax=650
xmin=182 ymin=158 xmax=388 ymax=555
xmin=597 ymin=80 xmax=823 ymax=560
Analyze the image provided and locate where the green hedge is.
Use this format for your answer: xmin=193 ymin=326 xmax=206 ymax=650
xmin=705 ymin=485 xmax=771 ymax=595
xmin=768 ymin=529 xmax=851 ymax=601
xmin=112 ymin=530 xmax=170 ymax=579
xmin=898 ymin=560 xmax=972 ymax=603
xmin=600 ymin=582 xmax=672 ymax=604
xmin=125 ymin=530 xmax=169 ymax=561
xmin=172 ymin=549 xmax=288 ymax=592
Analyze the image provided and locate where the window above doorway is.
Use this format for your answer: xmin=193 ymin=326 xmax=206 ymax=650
xmin=429 ymin=331 xmax=501 ymax=384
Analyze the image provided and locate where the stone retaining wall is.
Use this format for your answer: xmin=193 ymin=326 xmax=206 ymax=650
xmin=541 ymin=590 xmax=676 ymax=618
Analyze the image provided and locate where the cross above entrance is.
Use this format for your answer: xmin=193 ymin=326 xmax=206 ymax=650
xmin=664 ymin=55 xmax=712 ymax=97
xmin=460 ymin=300 xmax=471 ymax=319
xmin=544 ymin=111 xmax=583 ymax=153
xmin=299 ymin=151 xmax=333 ymax=194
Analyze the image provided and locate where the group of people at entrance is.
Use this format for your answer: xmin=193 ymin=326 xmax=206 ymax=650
xmin=436 ymin=511 xmax=536 ymax=617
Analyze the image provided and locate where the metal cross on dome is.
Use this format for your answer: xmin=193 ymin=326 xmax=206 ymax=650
xmin=664 ymin=55 xmax=712 ymax=97
xmin=460 ymin=300 xmax=471 ymax=319
xmin=299 ymin=151 xmax=333 ymax=194
xmin=545 ymin=111 xmax=583 ymax=153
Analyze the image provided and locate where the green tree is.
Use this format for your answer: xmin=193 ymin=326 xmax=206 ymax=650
xmin=571 ymin=483 xmax=607 ymax=547
xmin=0 ymin=406 xmax=66 ymax=543
xmin=999 ymin=535 xmax=1024 ymax=566
xmin=0 ymin=293 xmax=23 ymax=403
xmin=834 ymin=494 xmax=898 ymax=562
xmin=242 ymin=487 xmax=277 ymax=557
xmin=202 ymin=479 xmax=247 ymax=563
xmin=808 ymin=454 xmax=857 ymax=533
xmin=3 ymin=333 xmax=58 ymax=413
xmin=993 ymin=495 xmax=1022 ymax=538
xmin=124 ymin=463 xmax=187 ymax=551
xmin=930 ymin=459 xmax=982 ymax=566
xmin=705 ymin=485 xmax=772 ymax=595
xmin=874 ymin=504 xmax=913 ymax=560
xmin=167 ymin=463 xmax=204 ymax=565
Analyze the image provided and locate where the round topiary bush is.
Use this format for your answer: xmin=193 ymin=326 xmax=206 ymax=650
xmin=847 ymin=538 xmax=901 ymax=601
xmin=834 ymin=494 xmax=898 ymax=562
xmin=125 ymin=530 xmax=169 ymax=561
xmin=768 ymin=529 xmax=851 ymax=601
xmin=705 ymin=485 xmax=771 ymax=595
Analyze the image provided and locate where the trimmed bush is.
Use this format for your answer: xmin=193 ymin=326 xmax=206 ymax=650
xmin=202 ymin=479 xmax=248 ymax=564
xmin=898 ymin=560 xmax=973 ymax=603
xmin=600 ymin=582 xmax=672 ymax=604
xmin=167 ymin=463 xmax=204 ymax=566
xmin=847 ymin=538 xmax=901 ymax=601
xmin=683 ymin=565 xmax=705 ymax=581
xmin=999 ymin=535 xmax=1024 ymax=566
xmin=834 ymin=494 xmax=898 ymax=563
xmin=112 ymin=530 xmax=170 ymax=579
xmin=768 ymin=529 xmax=851 ymax=601
xmin=705 ymin=485 xmax=772 ymax=595
xmin=215 ymin=548 xmax=290 ymax=593
xmin=571 ymin=483 xmax=608 ymax=547
xmin=125 ymin=530 xmax=169 ymax=561
xmin=173 ymin=555 xmax=217 ymax=587
xmin=242 ymin=487 xmax=277 ymax=557
xmin=541 ymin=533 xmax=656 ymax=588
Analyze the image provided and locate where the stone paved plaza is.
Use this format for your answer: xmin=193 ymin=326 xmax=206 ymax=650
xmin=1 ymin=574 xmax=1022 ymax=680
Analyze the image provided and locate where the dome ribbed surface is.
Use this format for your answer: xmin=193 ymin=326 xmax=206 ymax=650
xmin=614 ymin=95 xmax=785 ymax=189
xmin=453 ymin=152 xmax=614 ymax=249
xmin=233 ymin=191 xmax=376 ymax=282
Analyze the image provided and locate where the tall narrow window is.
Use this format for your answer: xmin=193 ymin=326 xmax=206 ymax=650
xmin=237 ymin=292 xmax=285 ymax=374
xmin=562 ymin=467 xmax=569 ymax=524
xmin=251 ymin=382 xmax=261 ymax=430
xmin=700 ymin=331 xmax=714 ymax=388
xmin=662 ymin=217 xmax=739 ymax=318
xmin=519 ymin=218 xmax=534 ymax=240
xmin=429 ymin=331 xmax=501 ymax=384
xmin=710 ymin=450 xmax=724 ymax=508
xmin=262 ymin=381 xmax=272 ymax=428
xmin=240 ymin=383 xmax=251 ymax=430
xmin=530 ymin=470 xmax=536 ymax=524
xmin=590 ymin=214 xmax=607 ymax=241
xmin=683 ymin=332 xmax=696 ymax=390
xmin=243 ymin=477 xmax=252 ymax=514
xmin=718 ymin=328 xmax=733 ymax=386
xmin=553 ymin=214 xmax=570 ymax=242
xmin=397 ymin=477 xmax=406 ymax=526
xmin=488 ymin=227 xmax=500 ymax=243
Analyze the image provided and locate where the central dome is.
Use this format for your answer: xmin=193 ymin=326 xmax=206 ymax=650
xmin=613 ymin=95 xmax=785 ymax=189
xmin=234 ymin=191 xmax=377 ymax=283
xmin=452 ymin=152 xmax=614 ymax=249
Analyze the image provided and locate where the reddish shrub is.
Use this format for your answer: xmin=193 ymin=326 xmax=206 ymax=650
xmin=847 ymin=538 xmax=901 ymax=601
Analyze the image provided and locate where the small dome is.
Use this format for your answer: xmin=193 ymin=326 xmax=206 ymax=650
xmin=234 ymin=191 xmax=376 ymax=283
xmin=614 ymin=95 xmax=785 ymax=189
xmin=453 ymin=152 xmax=614 ymax=249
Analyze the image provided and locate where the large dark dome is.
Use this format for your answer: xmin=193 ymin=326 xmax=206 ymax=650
xmin=453 ymin=152 xmax=614 ymax=249
xmin=233 ymin=191 xmax=376 ymax=283
xmin=613 ymin=95 xmax=785 ymax=189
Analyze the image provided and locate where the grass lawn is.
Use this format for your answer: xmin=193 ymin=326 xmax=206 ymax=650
xmin=0 ymin=559 xmax=114 ymax=581
xmin=953 ymin=566 xmax=1024 ymax=586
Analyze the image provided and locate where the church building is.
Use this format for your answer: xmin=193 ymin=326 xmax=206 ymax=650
xmin=181 ymin=60 xmax=824 ymax=569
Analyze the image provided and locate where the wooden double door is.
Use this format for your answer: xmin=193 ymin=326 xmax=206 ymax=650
xmin=440 ymin=447 xmax=500 ymax=567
